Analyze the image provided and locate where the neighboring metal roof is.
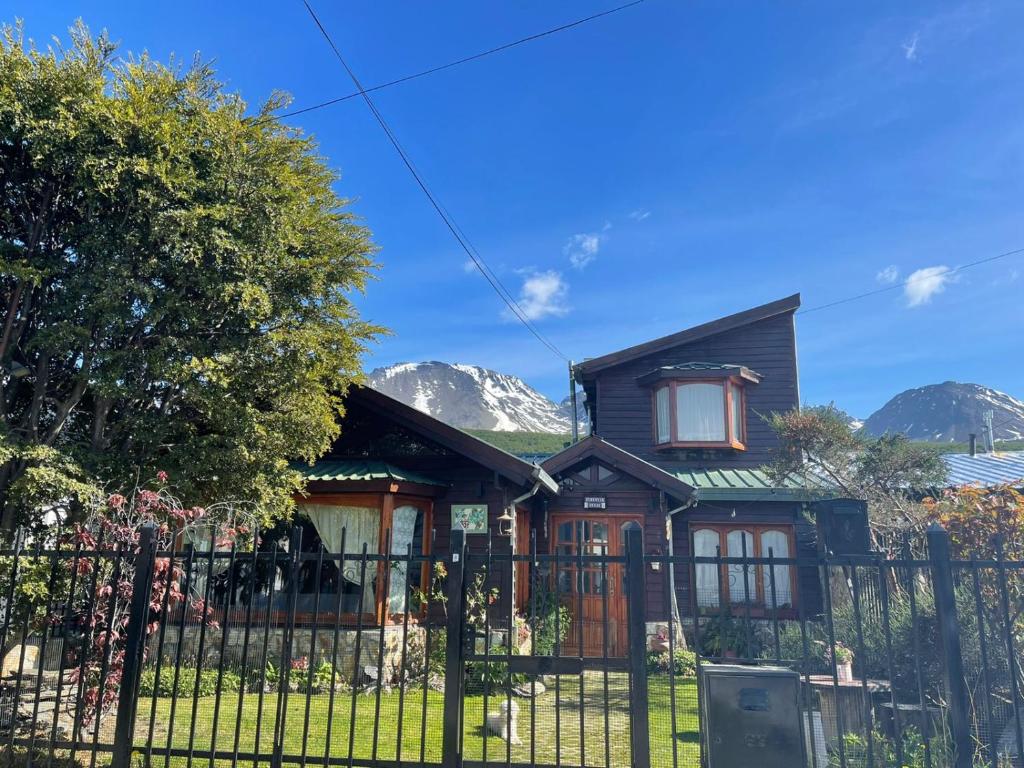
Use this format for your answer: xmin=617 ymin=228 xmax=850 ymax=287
xmin=941 ymin=451 xmax=1024 ymax=487
xmin=673 ymin=468 xmax=833 ymax=502
xmin=299 ymin=459 xmax=447 ymax=487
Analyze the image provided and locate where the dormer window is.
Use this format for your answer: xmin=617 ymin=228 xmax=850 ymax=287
xmin=639 ymin=363 xmax=760 ymax=450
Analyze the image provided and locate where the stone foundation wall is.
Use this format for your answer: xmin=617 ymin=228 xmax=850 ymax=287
xmin=151 ymin=624 xmax=427 ymax=685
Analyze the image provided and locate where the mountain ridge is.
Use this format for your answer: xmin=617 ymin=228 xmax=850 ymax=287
xmin=367 ymin=362 xmax=1023 ymax=444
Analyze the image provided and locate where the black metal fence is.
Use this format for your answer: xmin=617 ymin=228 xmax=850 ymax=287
xmin=0 ymin=523 xmax=1019 ymax=768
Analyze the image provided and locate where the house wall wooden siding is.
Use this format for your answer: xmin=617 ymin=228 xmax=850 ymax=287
xmin=586 ymin=311 xmax=799 ymax=470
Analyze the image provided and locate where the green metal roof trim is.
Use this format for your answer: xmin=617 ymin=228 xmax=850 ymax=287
xmin=299 ymin=460 xmax=447 ymax=487
xmin=673 ymin=468 xmax=834 ymax=502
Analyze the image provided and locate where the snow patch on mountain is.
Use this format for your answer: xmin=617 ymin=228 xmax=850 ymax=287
xmin=861 ymin=382 xmax=1024 ymax=442
xmin=367 ymin=362 xmax=583 ymax=433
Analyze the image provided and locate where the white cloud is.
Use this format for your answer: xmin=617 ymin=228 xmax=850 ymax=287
xmin=563 ymin=232 xmax=603 ymax=270
xmin=628 ymin=209 xmax=651 ymax=221
xmin=902 ymin=32 xmax=919 ymax=61
xmin=508 ymin=270 xmax=569 ymax=321
xmin=876 ymin=265 xmax=900 ymax=284
xmin=462 ymin=258 xmax=478 ymax=274
xmin=904 ymin=265 xmax=952 ymax=307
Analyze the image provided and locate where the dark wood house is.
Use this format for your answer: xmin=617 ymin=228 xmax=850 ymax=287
xmin=538 ymin=293 xmax=826 ymax=653
xmin=260 ymin=294 xmax=825 ymax=659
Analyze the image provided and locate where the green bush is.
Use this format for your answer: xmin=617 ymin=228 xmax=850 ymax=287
xmin=139 ymin=666 xmax=241 ymax=697
xmin=647 ymin=648 xmax=697 ymax=677
xmin=697 ymin=615 xmax=764 ymax=659
xmin=288 ymin=659 xmax=343 ymax=693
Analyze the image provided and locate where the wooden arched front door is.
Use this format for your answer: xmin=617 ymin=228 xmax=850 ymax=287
xmin=550 ymin=514 xmax=639 ymax=657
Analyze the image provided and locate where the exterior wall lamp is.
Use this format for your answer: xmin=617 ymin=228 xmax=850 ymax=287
xmin=496 ymin=508 xmax=514 ymax=537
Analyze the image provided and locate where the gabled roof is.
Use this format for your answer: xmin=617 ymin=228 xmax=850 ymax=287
xmin=344 ymin=385 xmax=558 ymax=493
xmin=941 ymin=451 xmax=1024 ymax=487
xmin=673 ymin=468 xmax=832 ymax=502
xmin=574 ymin=294 xmax=801 ymax=378
xmin=541 ymin=436 xmax=696 ymax=502
xmin=300 ymin=459 xmax=446 ymax=486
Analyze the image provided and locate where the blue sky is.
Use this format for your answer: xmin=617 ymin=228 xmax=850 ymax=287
xmin=13 ymin=1 xmax=1024 ymax=417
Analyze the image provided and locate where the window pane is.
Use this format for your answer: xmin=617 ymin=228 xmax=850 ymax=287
xmin=693 ymin=529 xmax=721 ymax=608
xmin=676 ymin=383 xmax=726 ymax=442
xmin=387 ymin=505 xmax=421 ymax=613
xmin=558 ymin=522 xmax=573 ymax=543
xmin=730 ymin=383 xmax=744 ymax=442
xmin=655 ymin=386 xmax=671 ymax=443
xmin=761 ymin=530 xmax=792 ymax=608
xmin=301 ymin=504 xmax=381 ymax=614
xmin=727 ymin=529 xmax=757 ymax=604
xmin=557 ymin=569 xmax=573 ymax=593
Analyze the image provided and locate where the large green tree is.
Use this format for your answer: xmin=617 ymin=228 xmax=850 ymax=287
xmin=0 ymin=23 xmax=381 ymax=527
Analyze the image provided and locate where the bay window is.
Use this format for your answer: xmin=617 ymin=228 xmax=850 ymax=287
xmin=691 ymin=525 xmax=795 ymax=611
xmin=652 ymin=378 xmax=747 ymax=449
xmin=297 ymin=495 xmax=432 ymax=621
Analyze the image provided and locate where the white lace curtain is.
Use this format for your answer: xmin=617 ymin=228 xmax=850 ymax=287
xmin=676 ymin=383 xmax=726 ymax=441
xmin=760 ymin=530 xmax=792 ymax=607
xmin=302 ymin=504 xmax=380 ymax=613
xmin=693 ymin=529 xmax=721 ymax=608
xmin=388 ymin=505 xmax=420 ymax=612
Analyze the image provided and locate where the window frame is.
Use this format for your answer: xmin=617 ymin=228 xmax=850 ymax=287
xmin=689 ymin=523 xmax=798 ymax=615
xmin=294 ymin=492 xmax=434 ymax=626
xmin=651 ymin=377 xmax=747 ymax=450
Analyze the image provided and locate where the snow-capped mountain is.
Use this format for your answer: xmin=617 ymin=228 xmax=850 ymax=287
xmin=861 ymin=382 xmax=1024 ymax=442
xmin=367 ymin=362 xmax=583 ymax=433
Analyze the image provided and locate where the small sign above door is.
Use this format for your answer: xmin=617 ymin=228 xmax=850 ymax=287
xmin=583 ymin=496 xmax=607 ymax=510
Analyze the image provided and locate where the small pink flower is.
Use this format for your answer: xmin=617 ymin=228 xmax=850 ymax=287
xmin=108 ymin=494 xmax=127 ymax=510
xmin=156 ymin=470 xmax=169 ymax=484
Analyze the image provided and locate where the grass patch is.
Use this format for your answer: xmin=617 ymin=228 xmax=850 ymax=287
xmin=130 ymin=672 xmax=697 ymax=768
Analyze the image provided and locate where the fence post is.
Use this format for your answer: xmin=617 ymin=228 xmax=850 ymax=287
xmin=623 ymin=521 xmax=651 ymax=768
xmin=442 ymin=528 xmax=467 ymax=768
xmin=112 ymin=523 xmax=157 ymax=768
xmin=927 ymin=523 xmax=972 ymax=768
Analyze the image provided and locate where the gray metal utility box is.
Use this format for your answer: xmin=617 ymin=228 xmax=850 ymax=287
xmin=699 ymin=663 xmax=806 ymax=768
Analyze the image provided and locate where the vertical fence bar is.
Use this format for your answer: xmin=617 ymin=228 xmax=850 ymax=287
xmin=927 ymin=523 xmax=972 ymax=768
xmin=441 ymin=528 xmax=466 ymax=768
xmin=112 ymin=524 xmax=157 ymax=768
xmin=623 ymin=521 xmax=650 ymax=768
xmin=903 ymin=537 xmax=934 ymax=768
xmin=994 ymin=535 xmax=1024 ymax=763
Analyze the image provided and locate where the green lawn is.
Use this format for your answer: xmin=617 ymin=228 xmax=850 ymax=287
xmin=131 ymin=672 xmax=698 ymax=768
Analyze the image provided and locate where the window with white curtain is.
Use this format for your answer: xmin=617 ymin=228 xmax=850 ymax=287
xmin=676 ymin=382 xmax=726 ymax=441
xmin=693 ymin=529 xmax=721 ymax=608
xmin=655 ymin=386 xmax=671 ymax=444
xmin=726 ymin=529 xmax=757 ymax=604
xmin=652 ymin=378 xmax=747 ymax=448
xmin=730 ymin=382 xmax=744 ymax=442
xmin=760 ymin=530 xmax=793 ymax=607
xmin=690 ymin=525 xmax=796 ymax=610
xmin=301 ymin=504 xmax=381 ymax=614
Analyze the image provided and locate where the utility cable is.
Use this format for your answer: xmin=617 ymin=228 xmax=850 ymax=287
xmin=270 ymin=1 xmax=645 ymax=123
xmin=798 ymin=246 xmax=1024 ymax=316
xmin=301 ymin=0 xmax=570 ymax=361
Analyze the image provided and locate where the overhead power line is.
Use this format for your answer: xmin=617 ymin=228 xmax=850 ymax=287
xmin=798 ymin=246 xmax=1024 ymax=316
xmin=273 ymin=1 xmax=645 ymax=123
xmin=301 ymin=0 xmax=570 ymax=362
